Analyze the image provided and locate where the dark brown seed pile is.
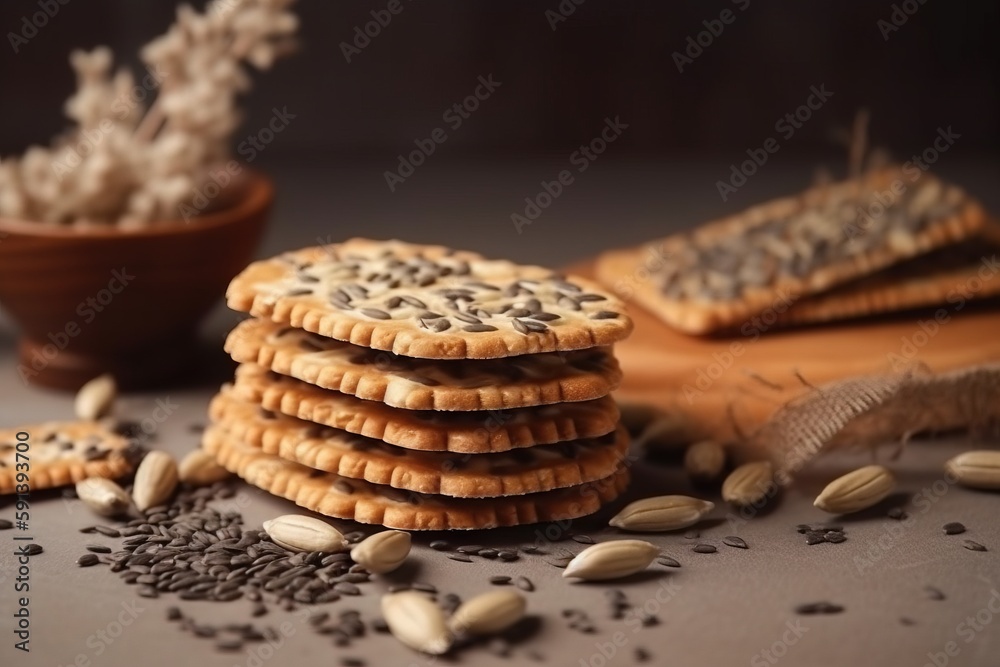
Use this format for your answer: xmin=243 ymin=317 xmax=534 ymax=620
xmin=796 ymin=524 xmax=846 ymax=545
xmin=77 ymin=483 xmax=370 ymax=608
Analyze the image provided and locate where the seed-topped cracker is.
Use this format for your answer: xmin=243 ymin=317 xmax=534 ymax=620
xmin=226 ymin=239 xmax=633 ymax=359
xmin=230 ymin=365 xmax=621 ymax=453
xmin=225 ymin=318 xmax=622 ymax=411
xmin=202 ymin=426 xmax=630 ymax=530
xmin=597 ymin=168 xmax=999 ymax=334
xmin=209 ymin=387 xmax=630 ymax=498
xmin=0 ymin=420 xmax=141 ymax=494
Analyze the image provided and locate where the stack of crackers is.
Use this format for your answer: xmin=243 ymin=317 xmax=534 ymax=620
xmin=204 ymin=239 xmax=635 ymax=530
xmin=598 ymin=167 xmax=999 ymax=334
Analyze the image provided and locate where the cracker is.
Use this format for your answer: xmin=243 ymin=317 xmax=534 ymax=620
xmin=202 ymin=426 xmax=630 ymax=530
xmin=226 ymin=238 xmax=632 ymax=359
xmin=775 ymin=247 xmax=1000 ymax=326
xmin=597 ymin=169 xmax=998 ymax=334
xmin=209 ymin=387 xmax=630 ymax=498
xmin=226 ymin=318 xmax=622 ymax=411
xmin=0 ymin=420 xmax=139 ymax=494
xmin=231 ymin=364 xmax=620 ymax=453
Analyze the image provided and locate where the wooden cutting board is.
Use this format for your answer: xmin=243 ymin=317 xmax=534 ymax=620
xmin=572 ymin=260 xmax=1000 ymax=443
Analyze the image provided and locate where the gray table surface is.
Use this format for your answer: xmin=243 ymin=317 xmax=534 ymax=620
xmin=1 ymin=158 xmax=999 ymax=667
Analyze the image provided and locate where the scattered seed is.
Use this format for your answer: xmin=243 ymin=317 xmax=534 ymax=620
xmin=795 ymin=602 xmax=844 ymax=615
xmin=0 ymin=519 xmax=13 ymax=530
xmin=514 ymin=576 xmax=535 ymax=592
xmin=944 ymin=450 xmax=1000 ymax=490
xmin=429 ymin=540 xmax=449 ymax=551
xmin=75 ymin=373 xmax=117 ymax=421
xmin=609 ymin=495 xmax=714 ymax=533
xmin=411 ymin=582 xmax=437 ymax=594
xmin=489 ymin=576 xmax=512 ymax=585
xmin=722 ymin=461 xmax=775 ymax=506
xmin=77 ymin=554 xmax=100 ymax=567
xmin=25 ymin=544 xmax=43 ymax=556
xmin=943 ymin=522 xmax=966 ymax=535
xmin=360 ymin=308 xmax=391 ymax=320
xmin=925 ymin=586 xmax=946 ymax=601
xmin=563 ymin=540 xmax=658 ymax=581
xmin=814 ymin=465 xmax=895 ymax=514
xmin=216 ymin=637 xmax=243 ymax=652
xmin=887 ymin=507 xmax=908 ymax=520
xmin=381 ymin=591 xmax=452 ymax=655
xmin=656 ymin=556 xmax=681 ymax=568
xmin=723 ymin=536 xmax=748 ymax=549
xmin=692 ymin=544 xmax=717 ymax=554
xmin=963 ymin=540 xmax=987 ymax=552
xmin=572 ymin=535 xmax=595 ymax=545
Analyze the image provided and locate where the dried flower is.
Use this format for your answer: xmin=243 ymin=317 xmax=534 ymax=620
xmin=0 ymin=0 xmax=298 ymax=226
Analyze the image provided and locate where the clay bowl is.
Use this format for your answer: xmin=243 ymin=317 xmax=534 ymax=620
xmin=0 ymin=170 xmax=273 ymax=390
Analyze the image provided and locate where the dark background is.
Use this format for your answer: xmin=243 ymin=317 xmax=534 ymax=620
xmin=1 ymin=0 xmax=997 ymax=159
xmin=0 ymin=0 xmax=997 ymax=265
